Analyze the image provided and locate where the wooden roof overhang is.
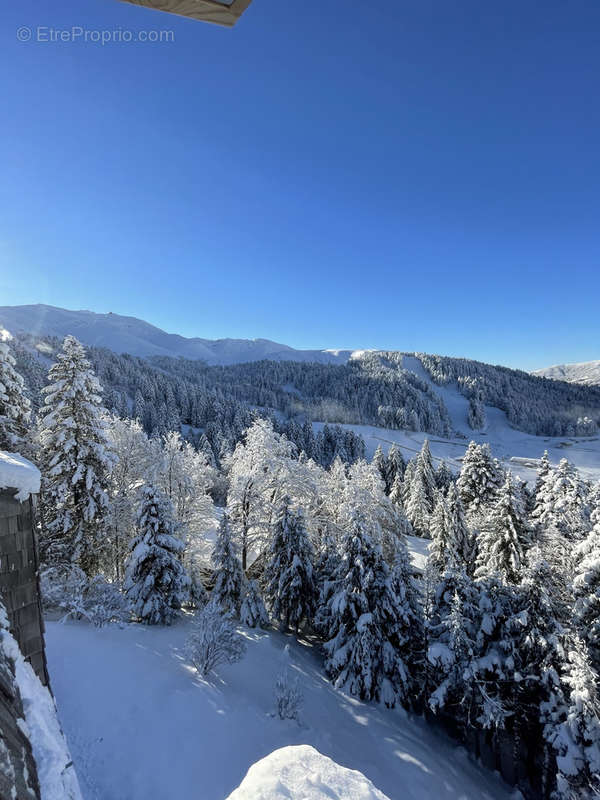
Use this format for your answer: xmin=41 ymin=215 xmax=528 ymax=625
xmin=118 ymin=0 xmax=253 ymax=26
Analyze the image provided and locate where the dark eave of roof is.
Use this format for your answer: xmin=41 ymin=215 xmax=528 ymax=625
xmin=117 ymin=0 xmax=253 ymax=27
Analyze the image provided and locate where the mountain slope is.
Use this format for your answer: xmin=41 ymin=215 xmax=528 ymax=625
xmin=533 ymin=360 xmax=600 ymax=386
xmin=0 ymin=305 xmax=353 ymax=365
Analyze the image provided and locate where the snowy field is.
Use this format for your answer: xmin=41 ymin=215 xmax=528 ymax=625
xmin=316 ymin=354 xmax=600 ymax=485
xmin=46 ymin=620 xmax=512 ymax=800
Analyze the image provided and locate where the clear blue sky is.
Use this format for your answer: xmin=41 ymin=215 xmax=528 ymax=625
xmin=2 ymin=0 xmax=599 ymax=370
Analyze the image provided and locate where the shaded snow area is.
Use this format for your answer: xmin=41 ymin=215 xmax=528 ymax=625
xmin=225 ymin=744 xmax=390 ymax=800
xmin=0 ymin=450 xmax=41 ymax=501
xmin=314 ymin=353 xmax=600 ymax=486
xmin=45 ymin=620 xmax=511 ymax=800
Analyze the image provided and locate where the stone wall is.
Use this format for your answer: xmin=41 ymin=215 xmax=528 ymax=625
xmin=0 ymin=489 xmax=48 ymax=685
xmin=0 ymin=601 xmax=41 ymax=800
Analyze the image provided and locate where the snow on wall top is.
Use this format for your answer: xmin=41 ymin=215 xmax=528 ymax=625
xmin=0 ymin=451 xmax=41 ymax=501
xmin=225 ymin=745 xmax=391 ymax=800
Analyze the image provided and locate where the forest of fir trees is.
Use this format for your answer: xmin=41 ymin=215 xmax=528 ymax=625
xmin=2 ymin=331 xmax=600 ymax=798
xmin=13 ymin=333 xmax=600 ymax=458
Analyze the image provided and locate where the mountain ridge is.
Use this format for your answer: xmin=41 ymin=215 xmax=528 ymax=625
xmin=0 ymin=304 xmax=354 ymax=366
xmin=533 ymin=360 xmax=600 ymax=386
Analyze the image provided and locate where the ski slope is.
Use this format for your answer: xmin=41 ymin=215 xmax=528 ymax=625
xmin=315 ymin=354 xmax=600 ymax=486
xmin=45 ymin=620 xmax=511 ymax=800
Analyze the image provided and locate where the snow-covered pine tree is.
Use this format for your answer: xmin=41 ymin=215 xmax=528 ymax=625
xmin=0 ymin=328 xmax=31 ymax=453
xmin=427 ymin=570 xmax=480 ymax=726
xmin=386 ymin=443 xmax=405 ymax=489
xmin=263 ymin=498 xmax=316 ymax=632
xmin=469 ymin=575 xmax=513 ymax=730
xmin=532 ymin=450 xmax=552 ymax=509
xmin=405 ymin=471 xmax=432 ymax=537
xmin=313 ymin=529 xmax=341 ymax=638
xmin=428 ymin=491 xmax=449 ymax=576
xmin=418 ymin=439 xmax=437 ymax=506
xmin=531 ymin=458 xmax=590 ymax=541
xmin=404 ymin=440 xmax=437 ymax=537
xmin=445 ymin=483 xmax=475 ymax=572
xmin=240 ymin=579 xmax=269 ymax=628
xmin=211 ymin=514 xmax=244 ymax=617
xmin=501 ymin=550 xmax=568 ymax=793
xmin=545 ymin=635 xmax=600 ymax=799
xmin=389 ymin=538 xmax=425 ymax=707
xmin=401 ymin=458 xmax=415 ymax=505
xmin=124 ymin=484 xmax=190 ymax=624
xmin=435 ymin=460 xmax=454 ymax=494
xmin=372 ymin=445 xmax=389 ymax=492
xmin=389 ymin=473 xmax=404 ymax=506
xmin=474 ymin=472 xmax=530 ymax=584
xmin=39 ymin=335 xmax=115 ymax=575
xmin=323 ymin=516 xmax=415 ymax=707
xmin=189 ymin=565 xmax=209 ymax=609
xmin=457 ymin=441 xmax=503 ymax=520
xmin=467 ymin=395 xmax=486 ymax=431
xmin=573 ymin=519 xmax=600 ymax=675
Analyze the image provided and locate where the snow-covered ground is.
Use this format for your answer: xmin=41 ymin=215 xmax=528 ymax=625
xmin=316 ymin=353 xmax=600 ymax=486
xmin=405 ymin=535 xmax=430 ymax=575
xmin=45 ymin=619 xmax=511 ymax=800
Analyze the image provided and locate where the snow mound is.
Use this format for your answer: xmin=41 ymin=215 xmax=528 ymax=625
xmin=0 ymin=450 xmax=41 ymax=500
xmin=225 ymin=745 xmax=390 ymax=800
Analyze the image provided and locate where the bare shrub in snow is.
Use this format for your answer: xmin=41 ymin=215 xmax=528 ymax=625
xmin=273 ymin=665 xmax=303 ymax=721
xmin=40 ymin=567 xmax=129 ymax=627
xmin=83 ymin=576 xmax=130 ymax=627
xmin=185 ymin=602 xmax=246 ymax=677
xmin=40 ymin=565 xmax=88 ymax=612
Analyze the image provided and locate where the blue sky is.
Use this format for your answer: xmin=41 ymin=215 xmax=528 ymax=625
xmin=2 ymin=0 xmax=599 ymax=371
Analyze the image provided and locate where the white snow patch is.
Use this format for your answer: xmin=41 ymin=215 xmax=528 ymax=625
xmin=225 ymin=744 xmax=391 ymax=800
xmin=405 ymin=535 xmax=430 ymax=574
xmin=0 ymin=451 xmax=41 ymax=501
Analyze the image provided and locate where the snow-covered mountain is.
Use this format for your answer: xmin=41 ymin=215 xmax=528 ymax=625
xmin=0 ymin=305 xmax=354 ymax=366
xmin=533 ymin=360 xmax=600 ymax=386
